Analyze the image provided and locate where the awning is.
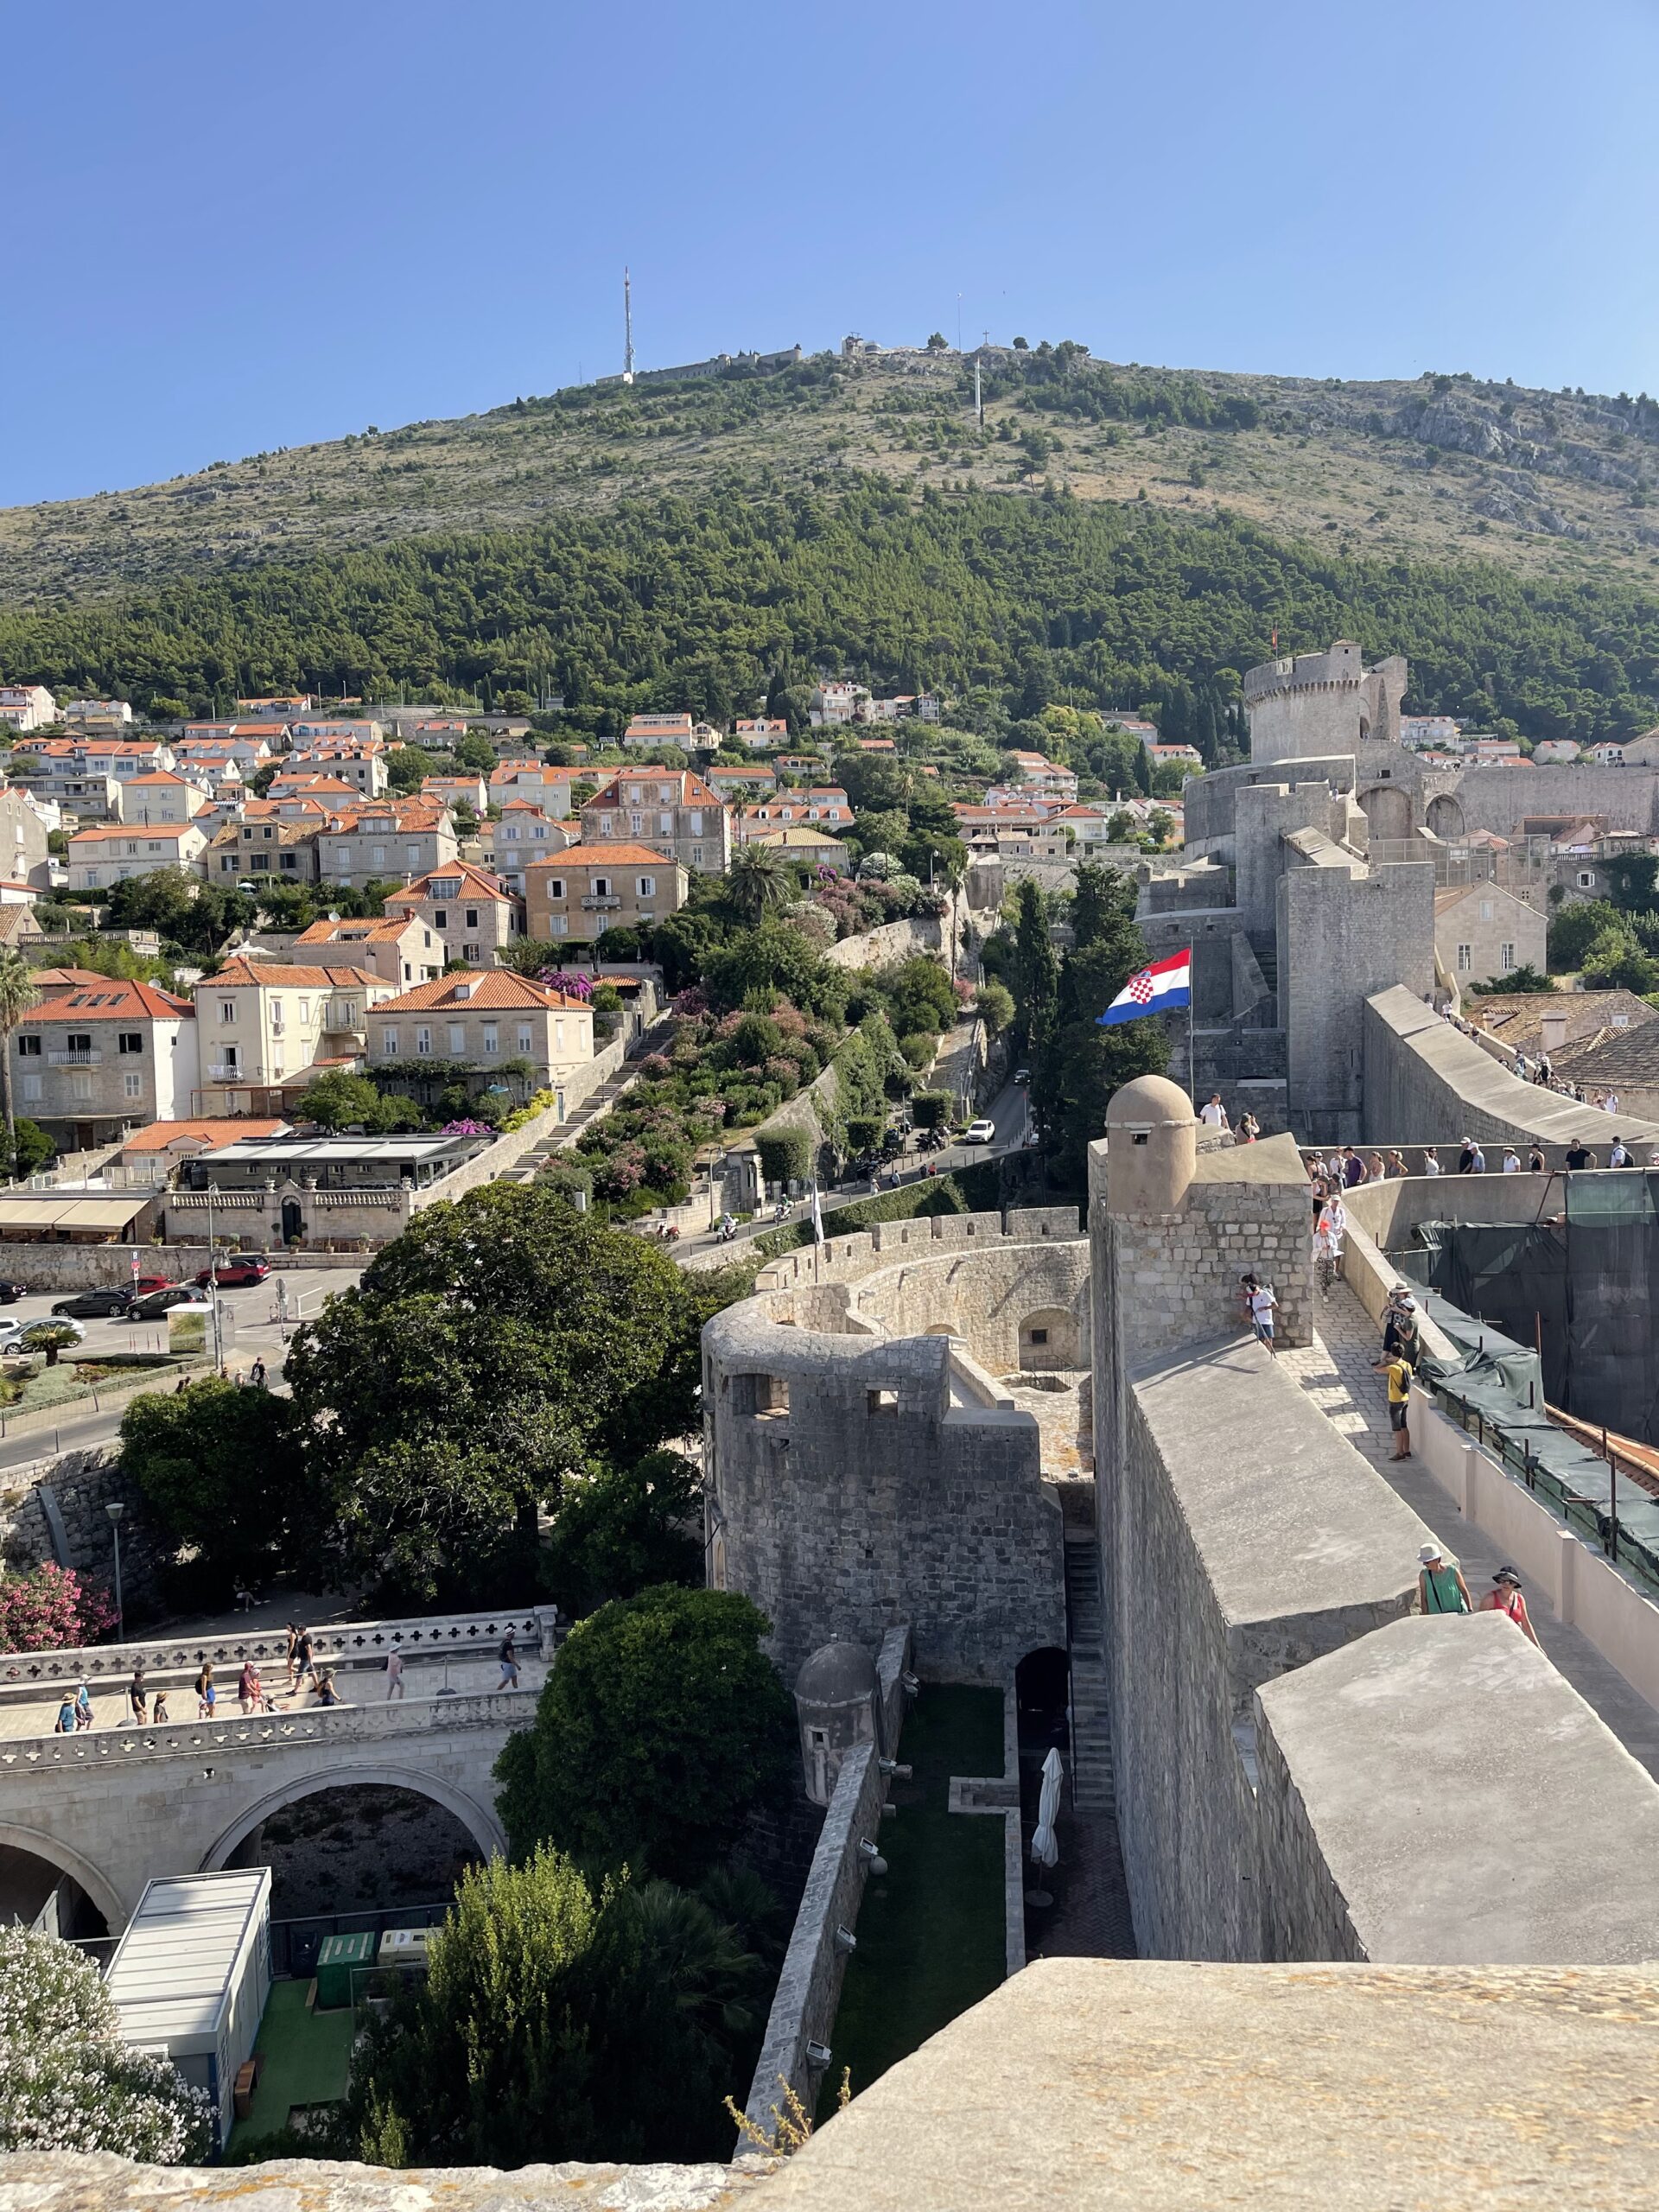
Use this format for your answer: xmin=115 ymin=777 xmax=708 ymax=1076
xmin=0 ymin=1194 xmax=153 ymax=1235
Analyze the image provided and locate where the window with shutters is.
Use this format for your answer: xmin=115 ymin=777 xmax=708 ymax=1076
xmin=448 ymin=1023 xmax=466 ymax=1053
xmin=1456 ymin=944 xmax=1472 ymax=972
xmin=118 ymin=1033 xmax=143 ymax=1055
xmin=416 ymin=1027 xmax=432 ymax=1055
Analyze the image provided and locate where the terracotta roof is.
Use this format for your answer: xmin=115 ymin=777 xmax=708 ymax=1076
xmin=295 ymin=917 xmax=421 ymax=944
xmin=124 ymin=1117 xmax=289 ymax=1154
xmin=324 ymin=803 xmax=448 ymax=834
xmin=525 ymin=842 xmax=685 ymax=869
xmin=124 ymin=772 xmax=191 ymax=787
xmin=372 ymin=970 xmax=591 ymax=1014
xmin=211 ymin=957 xmax=383 ymax=990
xmin=382 ymin=860 xmax=513 ymax=905
xmin=586 ymin=768 xmax=723 ymax=807
xmin=22 ymin=977 xmax=191 ymax=1021
xmin=68 ymin=822 xmax=201 ymax=843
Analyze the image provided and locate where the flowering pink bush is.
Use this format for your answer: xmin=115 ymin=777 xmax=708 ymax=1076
xmin=542 ymin=970 xmax=594 ymax=1001
xmin=442 ymin=1117 xmax=496 ymax=1135
xmin=671 ymin=986 xmax=709 ymax=1017
xmin=0 ymin=1563 xmax=118 ymax=1654
xmin=591 ymin=1141 xmax=647 ymax=1198
xmin=639 ymin=1053 xmax=673 ymax=1079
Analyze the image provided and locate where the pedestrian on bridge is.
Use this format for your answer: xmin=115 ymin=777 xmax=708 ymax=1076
xmin=385 ymin=1642 xmax=406 ymax=1700
xmin=128 ymin=1665 xmax=147 ymax=1725
xmin=195 ymin=1662 xmax=216 ymax=1718
xmin=499 ymin=1630 xmax=521 ymax=1689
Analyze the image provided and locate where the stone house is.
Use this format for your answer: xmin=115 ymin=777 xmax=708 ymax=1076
xmin=192 ymin=957 xmax=396 ymax=1116
xmin=0 ymin=783 xmax=52 ymax=887
xmin=477 ymin=800 xmax=575 ymax=893
xmin=65 ymin=820 xmax=210 ymax=893
xmin=745 ymin=824 xmax=853 ymax=871
xmin=365 ymin=969 xmax=595 ymax=1102
xmin=524 ymin=842 xmax=690 ymax=944
xmin=13 ymin=970 xmax=199 ymax=1148
xmin=580 ymin=766 xmax=733 ymax=876
xmin=381 ymin=861 xmax=520 ymax=966
xmin=206 ymin=809 xmax=323 ymax=887
xmin=315 ymin=802 xmax=457 ymax=891
xmin=1433 ymin=880 xmax=1546 ymax=988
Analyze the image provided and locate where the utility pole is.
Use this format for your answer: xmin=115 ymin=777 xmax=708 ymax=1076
xmin=623 ymin=267 xmax=635 ymax=385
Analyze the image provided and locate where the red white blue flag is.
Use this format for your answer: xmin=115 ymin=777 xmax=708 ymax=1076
xmin=1097 ymin=949 xmax=1192 ymax=1027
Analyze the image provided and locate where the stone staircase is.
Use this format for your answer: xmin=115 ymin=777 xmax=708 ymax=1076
xmin=509 ymin=1073 xmax=635 ymax=1184
xmin=1064 ymin=1531 xmax=1116 ymax=1815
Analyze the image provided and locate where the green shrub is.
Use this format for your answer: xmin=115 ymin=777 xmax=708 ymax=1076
xmin=899 ymin=1031 xmax=937 ymax=1070
xmin=911 ymin=1090 xmax=953 ymax=1128
xmin=843 ymin=1114 xmax=885 ymax=1153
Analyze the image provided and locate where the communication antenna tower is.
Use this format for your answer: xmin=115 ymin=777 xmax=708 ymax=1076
xmin=623 ymin=267 xmax=635 ymax=385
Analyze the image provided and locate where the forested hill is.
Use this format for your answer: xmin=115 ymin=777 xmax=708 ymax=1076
xmin=5 ymin=481 xmax=1659 ymax=744
xmin=10 ymin=345 xmax=1659 ymax=609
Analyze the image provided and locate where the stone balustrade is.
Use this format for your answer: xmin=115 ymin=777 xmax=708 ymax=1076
xmin=0 ymin=1604 xmax=561 ymax=1700
xmin=0 ymin=1686 xmax=533 ymax=1773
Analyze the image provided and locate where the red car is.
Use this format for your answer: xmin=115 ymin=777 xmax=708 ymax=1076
xmin=131 ymin=1273 xmax=172 ymax=1295
xmin=194 ymin=1256 xmax=271 ymax=1289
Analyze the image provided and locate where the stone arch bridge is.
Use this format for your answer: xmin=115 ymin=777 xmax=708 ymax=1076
xmin=0 ymin=1607 xmax=558 ymax=1929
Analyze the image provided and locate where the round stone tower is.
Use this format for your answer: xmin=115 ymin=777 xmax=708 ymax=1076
xmin=795 ymin=1637 xmax=879 ymax=1808
xmin=1104 ymin=1074 xmax=1198 ymax=1215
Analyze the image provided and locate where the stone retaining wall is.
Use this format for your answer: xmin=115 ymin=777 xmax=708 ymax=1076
xmin=0 ymin=1446 xmax=164 ymax=1613
xmin=744 ymin=1626 xmax=910 ymax=2129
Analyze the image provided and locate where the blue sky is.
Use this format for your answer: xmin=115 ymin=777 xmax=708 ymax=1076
xmin=6 ymin=0 xmax=1659 ymax=507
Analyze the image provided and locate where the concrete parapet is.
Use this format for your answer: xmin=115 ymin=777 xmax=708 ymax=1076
xmin=1362 ymin=985 xmax=1659 ymax=1152
xmin=1255 ymin=1613 xmax=1659 ymax=1962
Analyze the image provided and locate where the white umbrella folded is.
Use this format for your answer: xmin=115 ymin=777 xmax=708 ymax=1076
xmin=1030 ymin=1744 xmax=1064 ymax=1869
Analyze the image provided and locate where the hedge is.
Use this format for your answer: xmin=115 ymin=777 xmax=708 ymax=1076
xmin=756 ymin=1128 xmax=813 ymax=1186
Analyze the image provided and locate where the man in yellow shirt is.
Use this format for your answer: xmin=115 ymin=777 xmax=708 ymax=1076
xmin=1373 ymin=1355 xmax=1413 ymax=1459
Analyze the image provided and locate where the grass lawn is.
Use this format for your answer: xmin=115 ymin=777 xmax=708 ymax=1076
xmin=227 ymin=1979 xmax=353 ymax=2151
xmin=817 ymin=1684 xmax=1006 ymax=2119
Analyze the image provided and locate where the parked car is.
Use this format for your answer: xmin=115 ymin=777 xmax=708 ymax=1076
xmin=131 ymin=1272 xmax=173 ymax=1295
xmin=52 ymin=1287 xmax=135 ymax=1319
xmin=123 ymin=1284 xmax=203 ymax=1321
xmin=0 ymin=1280 xmax=26 ymax=1304
xmin=965 ymin=1117 xmax=998 ymax=1144
xmin=194 ymin=1255 xmax=270 ymax=1289
xmin=1013 ymin=1068 xmax=1031 ymax=1086
xmin=0 ymin=1315 xmax=86 ymax=1354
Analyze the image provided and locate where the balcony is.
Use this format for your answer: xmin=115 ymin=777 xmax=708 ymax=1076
xmin=580 ymin=895 xmax=622 ymax=912
xmin=208 ymin=1063 xmax=249 ymax=1081
xmin=47 ymin=1049 xmax=100 ymax=1066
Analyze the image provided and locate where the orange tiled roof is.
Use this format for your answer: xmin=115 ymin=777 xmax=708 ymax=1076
xmin=124 ymin=1117 xmax=289 ymax=1153
xmin=525 ymin=842 xmax=685 ymax=870
xmin=372 ymin=970 xmax=591 ymax=1014
xmin=212 ymin=957 xmax=384 ymax=990
xmin=382 ymin=860 xmax=513 ymax=904
xmin=22 ymin=976 xmax=192 ymax=1021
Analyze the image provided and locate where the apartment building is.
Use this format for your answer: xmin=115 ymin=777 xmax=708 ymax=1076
xmin=579 ymin=766 xmax=732 ymax=875
xmin=292 ymin=913 xmax=444 ymax=988
xmin=366 ymin=969 xmax=595 ymax=1103
xmin=734 ymin=718 xmax=790 ymax=747
xmin=735 ymin=788 xmax=854 ymax=842
xmin=382 ymin=861 xmax=519 ymax=965
xmin=316 ymin=802 xmax=457 ymax=891
xmin=287 ymin=736 xmax=389 ymax=798
xmin=235 ymin=695 xmax=313 ymax=719
xmin=421 ymin=774 xmax=488 ymax=814
xmin=14 ymin=971 xmax=199 ymax=1148
xmin=745 ymin=824 xmax=852 ymax=870
xmin=488 ymin=760 xmax=587 ymax=817
xmin=194 ymin=957 xmax=396 ymax=1114
xmin=0 ymin=684 xmax=57 ymax=732
xmin=67 ymin=821 xmax=210 ymax=892
xmin=1006 ymin=751 xmax=1080 ymax=798
xmin=524 ymin=842 xmax=688 ymax=943
xmin=113 ymin=772 xmax=209 ymax=825
xmin=0 ymin=786 xmax=53 ymax=889
xmin=622 ymin=711 xmax=695 ymax=749
xmin=708 ymin=763 xmax=779 ymax=798
xmin=61 ymin=699 xmax=134 ymax=728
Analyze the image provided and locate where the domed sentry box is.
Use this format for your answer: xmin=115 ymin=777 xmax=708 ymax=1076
xmin=1103 ymin=1074 xmax=1198 ymax=1215
xmin=795 ymin=1637 xmax=880 ymax=1808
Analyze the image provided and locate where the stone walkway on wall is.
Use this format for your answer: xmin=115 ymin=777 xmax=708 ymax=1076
xmin=1281 ymin=1280 xmax=1659 ymax=1782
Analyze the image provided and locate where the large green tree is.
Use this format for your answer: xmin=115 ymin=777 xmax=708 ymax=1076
xmin=119 ymin=1379 xmax=307 ymax=1584
xmin=494 ymin=1586 xmax=793 ymax=1884
xmin=284 ymin=1186 xmax=730 ymax=1600
xmin=1042 ymin=868 xmax=1169 ymax=1186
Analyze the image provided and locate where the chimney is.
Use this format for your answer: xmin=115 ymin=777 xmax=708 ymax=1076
xmin=1540 ymin=1010 xmax=1568 ymax=1055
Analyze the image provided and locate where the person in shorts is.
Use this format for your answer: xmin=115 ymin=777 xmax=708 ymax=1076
xmin=1375 ymin=1355 xmax=1414 ymax=1459
xmin=1240 ymin=1274 xmax=1278 ymax=1355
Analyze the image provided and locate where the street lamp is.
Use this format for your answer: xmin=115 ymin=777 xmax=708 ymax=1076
xmin=105 ymin=1500 xmax=125 ymax=1642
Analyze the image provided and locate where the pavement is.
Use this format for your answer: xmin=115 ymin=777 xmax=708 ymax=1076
xmin=0 ymin=1264 xmax=364 ymax=1471
xmin=1281 ymin=1277 xmax=1659 ymax=1782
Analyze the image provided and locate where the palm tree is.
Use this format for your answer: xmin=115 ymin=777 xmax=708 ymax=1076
xmin=0 ymin=950 xmax=40 ymax=1182
xmin=728 ymin=842 xmax=790 ymax=924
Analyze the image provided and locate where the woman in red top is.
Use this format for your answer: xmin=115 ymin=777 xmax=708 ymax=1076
xmin=1480 ymin=1567 xmax=1540 ymax=1646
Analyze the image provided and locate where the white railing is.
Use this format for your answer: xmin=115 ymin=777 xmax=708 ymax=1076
xmin=47 ymin=1050 xmax=100 ymax=1066
xmin=0 ymin=1687 xmax=535 ymax=1772
xmin=0 ymin=1605 xmax=559 ymax=1699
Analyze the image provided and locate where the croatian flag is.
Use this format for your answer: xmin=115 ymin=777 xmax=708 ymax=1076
xmin=1097 ymin=949 xmax=1192 ymax=1027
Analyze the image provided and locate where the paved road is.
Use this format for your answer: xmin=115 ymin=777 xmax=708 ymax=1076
xmin=0 ymin=1265 xmax=364 ymax=1471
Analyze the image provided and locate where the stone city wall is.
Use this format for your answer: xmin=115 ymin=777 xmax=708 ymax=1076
xmin=754 ymin=1206 xmax=1082 ymax=1295
xmin=1361 ymin=985 xmax=1659 ymax=1153
xmin=1279 ymin=857 xmax=1435 ymax=1139
xmin=1097 ymin=1337 xmax=1427 ymax=1958
xmin=0 ymin=1444 xmax=167 ymax=1612
xmin=836 ymin=1240 xmax=1090 ymax=1377
xmin=744 ymin=1626 xmax=911 ymax=2129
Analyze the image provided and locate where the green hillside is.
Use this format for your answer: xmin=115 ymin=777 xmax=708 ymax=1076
xmin=3 ymin=481 xmax=1659 ymax=745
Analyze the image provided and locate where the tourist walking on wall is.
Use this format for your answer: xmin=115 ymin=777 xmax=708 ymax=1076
xmin=1610 ymin=1137 xmax=1631 ymax=1168
xmin=1479 ymin=1567 xmax=1541 ymax=1645
xmin=53 ymin=1693 xmax=76 ymax=1734
xmin=1382 ymin=1292 xmax=1420 ymax=1370
xmin=1457 ymin=1137 xmax=1485 ymax=1173
xmin=1421 ymin=1146 xmax=1442 ymax=1176
xmin=238 ymin=1660 xmax=264 ymax=1716
xmin=152 ymin=1686 xmax=169 ymax=1722
xmin=1343 ymin=1146 xmax=1367 ymax=1188
xmin=1417 ymin=1542 xmax=1472 ymax=1615
xmin=1238 ymin=1110 xmax=1260 ymax=1144
xmin=1375 ymin=1356 xmax=1414 ymax=1459
xmin=195 ymin=1662 xmax=216 ymax=1718
xmin=499 ymin=1630 xmax=522 ymax=1688
xmin=73 ymin=1681 xmax=94 ymax=1730
xmin=1528 ymin=1144 xmax=1547 ymax=1173
xmin=385 ymin=1642 xmax=406 ymax=1700
xmin=1200 ymin=1093 xmax=1229 ymax=1130
xmin=1565 ymin=1140 xmax=1595 ymax=1172
xmin=283 ymin=1622 xmax=301 ymax=1691
xmin=292 ymin=1626 xmax=318 ymax=1692
xmin=1502 ymin=1147 xmax=1521 ymax=1173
